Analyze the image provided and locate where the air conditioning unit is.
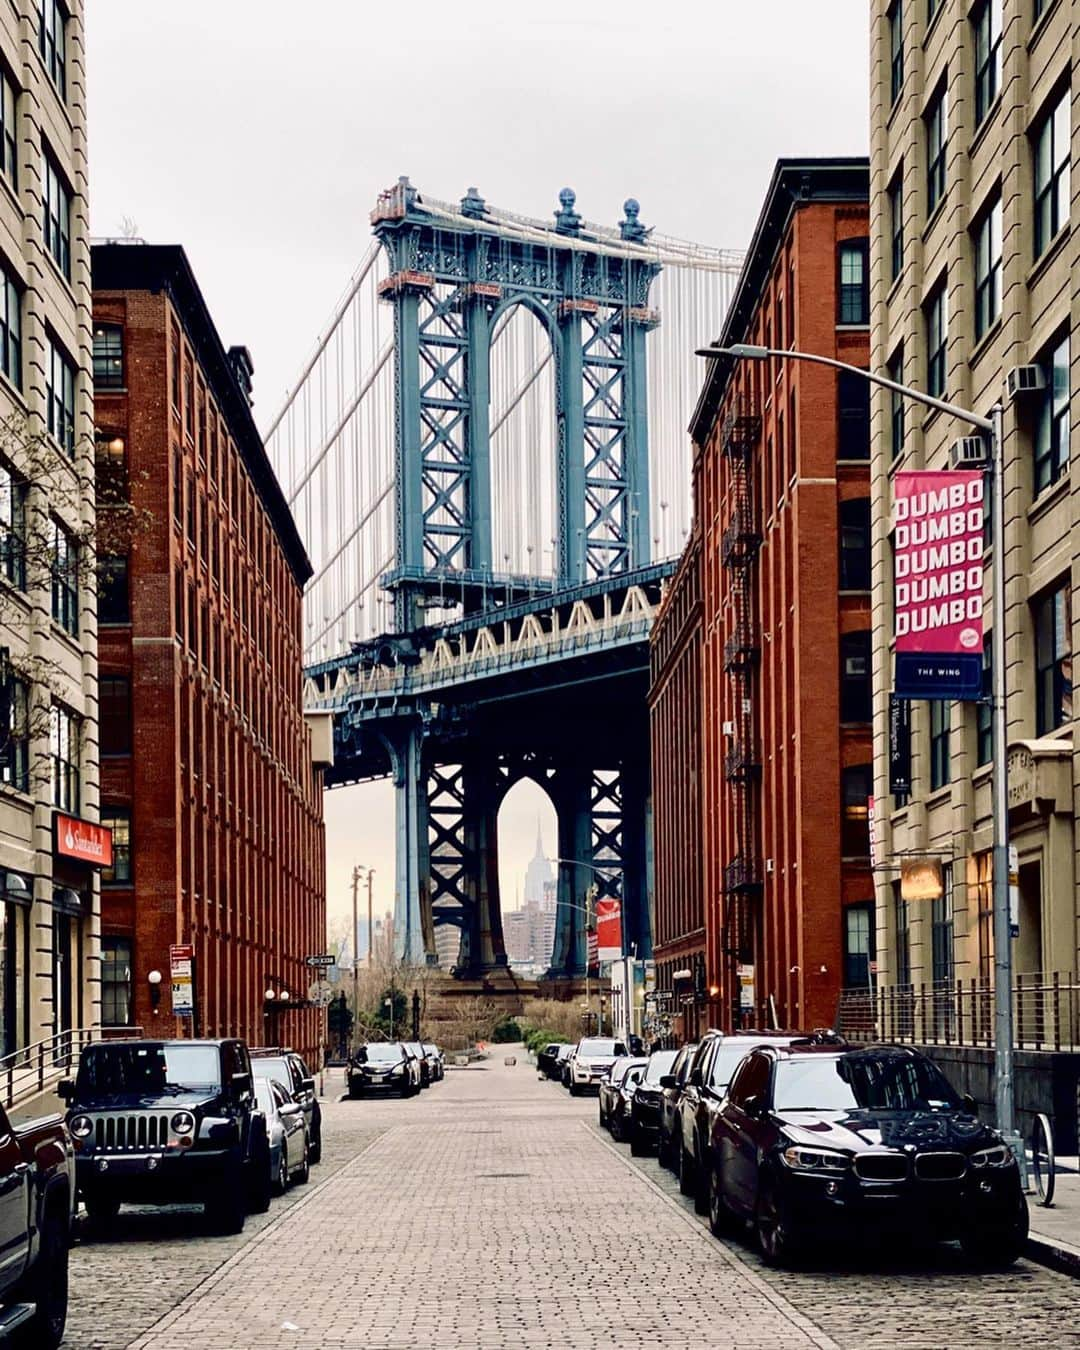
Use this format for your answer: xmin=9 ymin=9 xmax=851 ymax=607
xmin=949 ymin=436 xmax=988 ymax=470
xmin=1006 ymin=364 xmax=1045 ymax=399
xmin=721 ymin=720 xmax=735 ymax=737
xmin=765 ymin=858 xmax=775 ymax=875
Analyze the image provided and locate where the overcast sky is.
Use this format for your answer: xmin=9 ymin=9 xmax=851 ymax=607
xmin=88 ymin=0 xmax=870 ymax=937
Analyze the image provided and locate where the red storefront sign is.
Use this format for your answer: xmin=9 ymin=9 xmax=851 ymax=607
xmin=54 ymin=812 xmax=113 ymax=869
xmin=596 ymin=898 xmax=622 ymax=963
xmin=893 ymin=469 xmax=984 ymax=699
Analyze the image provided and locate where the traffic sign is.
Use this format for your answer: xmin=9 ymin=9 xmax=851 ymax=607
xmin=308 ymin=979 xmax=334 ymax=1007
xmin=304 ymin=954 xmax=336 ymax=968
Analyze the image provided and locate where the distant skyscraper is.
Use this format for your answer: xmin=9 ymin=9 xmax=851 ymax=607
xmin=524 ymin=822 xmax=554 ymax=907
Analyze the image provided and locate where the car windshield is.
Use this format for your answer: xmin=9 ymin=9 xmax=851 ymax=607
xmin=556 ymin=1045 xmax=574 ymax=1060
xmin=358 ymin=1044 xmax=401 ymax=1063
xmin=644 ymin=1050 xmax=679 ymax=1083
xmin=76 ymin=1043 xmax=222 ymax=1097
xmin=578 ymin=1039 xmax=625 ymax=1057
xmin=254 ymin=1080 xmax=278 ymax=1114
xmin=773 ymin=1053 xmax=963 ymax=1113
xmin=251 ymin=1057 xmax=289 ymax=1082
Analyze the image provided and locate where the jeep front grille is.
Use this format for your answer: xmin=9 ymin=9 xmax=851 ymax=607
xmin=93 ymin=1113 xmax=172 ymax=1151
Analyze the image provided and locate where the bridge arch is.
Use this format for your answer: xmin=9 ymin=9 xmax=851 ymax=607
xmin=497 ymin=778 xmax=559 ymax=972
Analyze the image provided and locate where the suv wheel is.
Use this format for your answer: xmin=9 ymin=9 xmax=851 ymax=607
xmin=83 ymin=1193 xmax=120 ymax=1227
xmin=959 ymin=1190 xmax=1028 ymax=1268
xmin=308 ymin=1123 xmax=322 ymax=1166
xmin=247 ymin=1139 xmax=272 ymax=1214
xmin=207 ymin=1175 xmax=246 ymax=1235
xmin=274 ymin=1147 xmax=289 ymax=1196
xmin=708 ymin=1165 xmax=733 ymax=1238
xmin=630 ymin=1122 xmax=649 ymax=1157
xmin=693 ymin=1140 xmax=710 ymax=1215
xmin=293 ymin=1138 xmax=310 ymax=1186
xmin=677 ymin=1135 xmax=695 ymax=1197
xmin=20 ymin=1209 xmax=68 ymax=1349
xmin=755 ymin=1174 xmax=801 ymax=1267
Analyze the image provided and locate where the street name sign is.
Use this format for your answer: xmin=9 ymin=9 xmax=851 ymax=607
xmin=304 ymin=954 xmax=336 ymax=968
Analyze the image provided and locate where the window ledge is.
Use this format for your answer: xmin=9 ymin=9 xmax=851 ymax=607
xmin=48 ymin=621 xmax=82 ymax=655
xmin=836 ymin=457 xmax=872 ymax=467
xmin=886 ymin=270 xmax=905 ymax=305
xmin=925 ymin=785 xmax=952 ymax=809
xmin=0 ymin=168 xmax=20 ymax=224
xmin=42 ymin=249 xmax=75 ymax=306
xmin=968 ymin=100 xmax=1002 ymax=160
xmin=967 ymin=316 xmax=1003 ymax=368
xmin=885 ymin=92 xmax=906 ymax=134
xmin=1028 ymin=472 xmax=1070 ymax=523
xmin=921 ymin=196 xmax=947 ymax=242
xmin=838 ymin=588 xmax=872 ymax=598
xmin=1028 ymin=225 xmax=1071 ymax=288
xmin=1029 ymin=0 xmax=1063 ymax=48
xmin=0 ymin=781 xmax=32 ymax=810
xmin=923 ymin=3 xmax=946 ymax=48
xmin=836 ymin=323 xmax=871 ymax=333
xmin=94 ymin=386 xmax=128 ymax=398
xmin=0 ymin=367 xmax=28 ymax=416
xmin=922 ymin=404 xmax=943 ymax=432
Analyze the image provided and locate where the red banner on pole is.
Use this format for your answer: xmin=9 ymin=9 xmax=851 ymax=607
xmin=596 ymin=899 xmax=622 ymax=963
xmin=893 ymin=469 xmax=984 ymax=699
xmin=586 ymin=929 xmax=598 ymax=971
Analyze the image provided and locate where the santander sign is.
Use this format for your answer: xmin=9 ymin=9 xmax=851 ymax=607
xmin=54 ymin=812 xmax=113 ymax=869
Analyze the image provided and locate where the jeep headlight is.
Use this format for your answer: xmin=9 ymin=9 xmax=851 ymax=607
xmin=781 ymin=1145 xmax=849 ymax=1172
xmin=171 ymin=1111 xmax=196 ymax=1136
xmin=969 ymin=1144 xmax=1013 ymax=1169
xmin=69 ymin=1114 xmax=93 ymax=1140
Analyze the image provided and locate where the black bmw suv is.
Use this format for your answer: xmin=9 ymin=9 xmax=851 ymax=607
xmin=708 ymin=1042 xmax=1028 ymax=1268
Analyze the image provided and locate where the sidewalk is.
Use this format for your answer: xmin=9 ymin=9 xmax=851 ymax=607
xmin=1028 ymin=1161 xmax=1080 ymax=1276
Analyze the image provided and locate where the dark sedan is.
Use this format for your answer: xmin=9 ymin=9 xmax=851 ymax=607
xmin=537 ymin=1043 xmax=567 ymax=1079
xmin=708 ymin=1043 xmax=1028 ymax=1268
xmin=346 ymin=1042 xmax=420 ymax=1097
xmin=598 ymin=1057 xmax=646 ymax=1139
xmin=251 ymin=1050 xmax=323 ymax=1164
xmin=421 ymin=1043 xmax=445 ymax=1081
xmin=658 ymin=1042 xmax=697 ymax=1168
xmin=627 ymin=1049 xmax=679 ymax=1155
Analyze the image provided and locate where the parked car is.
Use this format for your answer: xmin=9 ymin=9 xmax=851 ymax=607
xmin=346 ymin=1042 xmax=422 ymax=1097
xmin=250 ymin=1049 xmax=322 ymax=1164
xmin=254 ymin=1077 xmax=310 ymax=1194
xmin=0 ymin=1096 xmax=73 ymax=1347
xmin=603 ymin=1058 xmax=648 ymax=1140
xmin=421 ymin=1042 xmax=445 ymax=1081
xmin=658 ymin=1042 xmax=698 ymax=1169
xmin=598 ymin=1057 xmax=646 ymax=1133
xmin=560 ymin=1043 xmax=580 ymax=1088
xmin=536 ymin=1043 xmax=567 ymax=1079
xmin=627 ymin=1048 xmax=680 ymax=1156
xmin=61 ymin=1038 xmax=270 ymax=1234
xmin=708 ymin=1042 xmax=1029 ymax=1267
xmin=567 ymin=1037 xmax=628 ymax=1096
xmin=676 ymin=1032 xmax=801 ymax=1213
xmin=401 ymin=1042 xmax=432 ymax=1089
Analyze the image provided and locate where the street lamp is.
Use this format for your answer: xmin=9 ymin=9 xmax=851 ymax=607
xmin=548 ymin=857 xmax=632 ymax=1040
xmin=698 ymin=341 xmax=1015 ymax=1145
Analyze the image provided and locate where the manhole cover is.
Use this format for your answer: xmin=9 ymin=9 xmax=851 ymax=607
xmin=477 ymin=1172 xmax=529 ymax=1179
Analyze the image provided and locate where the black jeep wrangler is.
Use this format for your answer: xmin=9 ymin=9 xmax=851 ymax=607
xmin=60 ymin=1038 xmax=271 ymax=1233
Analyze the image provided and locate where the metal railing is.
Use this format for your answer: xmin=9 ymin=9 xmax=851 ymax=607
xmin=0 ymin=1025 xmax=145 ymax=1113
xmin=837 ymin=974 xmax=1080 ymax=1052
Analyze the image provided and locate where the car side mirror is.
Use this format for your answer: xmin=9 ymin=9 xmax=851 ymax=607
xmin=961 ymin=1092 xmax=977 ymax=1114
xmin=300 ymin=1077 xmax=315 ymax=1093
xmin=231 ymin=1071 xmax=252 ymax=1096
xmin=742 ymin=1094 xmax=763 ymax=1117
xmin=659 ymin=1075 xmax=676 ymax=1090
xmin=57 ymin=1078 xmax=74 ymax=1103
xmin=689 ymin=1069 xmax=703 ymax=1088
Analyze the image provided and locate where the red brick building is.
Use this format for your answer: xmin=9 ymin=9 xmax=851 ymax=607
xmin=652 ymin=159 xmax=872 ymax=1034
xmin=91 ymin=244 xmax=326 ymax=1060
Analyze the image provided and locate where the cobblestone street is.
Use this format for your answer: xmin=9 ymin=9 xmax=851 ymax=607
xmin=64 ymin=1054 xmax=1080 ymax=1349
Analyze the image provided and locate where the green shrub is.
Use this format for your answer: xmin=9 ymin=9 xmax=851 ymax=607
xmin=491 ymin=1018 xmax=522 ymax=1043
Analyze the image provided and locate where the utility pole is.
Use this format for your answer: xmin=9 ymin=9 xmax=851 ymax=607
xmin=351 ymin=864 xmax=364 ymax=1036
xmin=366 ymin=868 xmax=375 ymax=968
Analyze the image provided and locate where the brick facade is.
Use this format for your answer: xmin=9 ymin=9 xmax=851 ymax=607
xmin=91 ymin=244 xmax=326 ymax=1062
xmin=652 ymin=160 xmax=872 ymax=1035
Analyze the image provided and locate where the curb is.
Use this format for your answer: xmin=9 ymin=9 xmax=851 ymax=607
xmin=1027 ymin=1230 xmax=1080 ymax=1278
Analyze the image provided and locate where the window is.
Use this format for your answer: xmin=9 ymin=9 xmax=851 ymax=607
xmin=185 ymin=472 xmax=195 ymax=543
xmin=838 ymin=240 xmax=869 ymax=324
xmin=837 ymin=370 xmax=870 ymax=459
xmin=101 ymin=937 xmax=132 ymax=1025
xmin=100 ymin=810 xmax=131 ymax=885
xmin=99 ymin=677 xmax=131 ymax=756
xmin=888 ymin=346 xmax=905 ymax=459
xmin=1 ymin=677 xmax=28 ymax=793
xmin=843 ymin=903 xmax=875 ymax=989
xmin=889 ymin=1 xmax=904 ymax=105
xmin=1034 ymin=0 xmax=1049 ymax=17
xmin=894 ymin=881 xmax=911 ymax=988
xmin=841 ymin=764 xmax=873 ymax=856
xmin=926 ymin=282 xmax=947 ymax=398
xmin=49 ymin=703 xmax=78 ymax=812
xmin=926 ymin=84 xmax=947 ymax=215
xmin=973 ymin=0 xmax=1002 ymax=126
xmin=95 ymin=434 xmax=126 ymax=504
xmin=0 ymin=464 xmax=25 ymax=590
xmin=927 ymin=0 xmax=941 ymax=24
xmin=974 ymin=197 xmax=1002 ymax=340
xmin=38 ymin=0 xmax=66 ymax=100
xmin=99 ymin=555 xmax=129 ymax=624
xmin=41 ymin=152 xmax=70 ymax=280
xmin=1034 ymin=334 xmax=1069 ymax=493
xmin=888 ymin=173 xmax=904 ymax=281
xmin=0 ymin=267 xmax=20 ymax=391
xmin=46 ymin=336 xmax=74 ymax=456
xmin=93 ymin=325 xmax=123 ymax=389
xmin=174 ymin=569 xmax=183 ymax=641
xmin=841 ymin=631 xmax=872 ymax=722
xmin=183 ymin=365 xmax=193 ymax=440
xmin=839 ymin=498 xmax=871 ymax=590
xmin=977 ymin=637 xmax=993 ymax=766
xmin=931 ymin=863 xmax=954 ymax=987
xmin=1035 ymin=91 xmax=1070 ymax=257
xmin=1035 ymin=583 xmax=1072 ymax=734
xmin=50 ymin=520 xmax=76 ymax=635
xmin=929 ymin=699 xmax=951 ymax=789
xmin=0 ymin=70 xmax=15 ymax=189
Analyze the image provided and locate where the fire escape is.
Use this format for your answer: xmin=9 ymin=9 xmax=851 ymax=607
xmin=720 ymin=396 xmax=762 ymax=1010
